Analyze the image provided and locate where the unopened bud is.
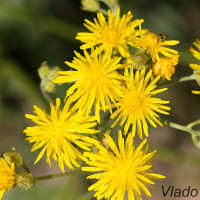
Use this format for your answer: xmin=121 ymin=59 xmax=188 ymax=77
xmin=16 ymin=172 xmax=35 ymax=191
xmin=49 ymin=66 xmax=61 ymax=80
xmin=41 ymin=80 xmax=56 ymax=93
xmin=3 ymin=148 xmax=24 ymax=167
xmin=100 ymin=0 xmax=119 ymax=15
xmin=101 ymin=0 xmax=118 ymax=5
xmin=38 ymin=61 xmax=50 ymax=79
xmin=38 ymin=62 xmax=62 ymax=93
xmin=131 ymin=49 xmax=150 ymax=70
xmin=81 ymin=0 xmax=100 ymax=12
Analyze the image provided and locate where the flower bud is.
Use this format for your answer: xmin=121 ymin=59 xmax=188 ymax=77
xmin=38 ymin=62 xmax=62 ymax=93
xmin=38 ymin=61 xmax=50 ymax=79
xmin=81 ymin=0 xmax=100 ymax=12
xmin=131 ymin=49 xmax=150 ymax=70
xmin=16 ymin=172 xmax=35 ymax=191
xmin=101 ymin=0 xmax=118 ymax=5
xmin=41 ymin=80 xmax=56 ymax=93
xmin=3 ymin=148 xmax=24 ymax=167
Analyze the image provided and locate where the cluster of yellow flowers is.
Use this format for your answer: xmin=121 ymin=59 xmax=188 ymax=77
xmin=3 ymin=6 xmax=200 ymax=200
xmin=26 ymin=9 xmax=179 ymax=200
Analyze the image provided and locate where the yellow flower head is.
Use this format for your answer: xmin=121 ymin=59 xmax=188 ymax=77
xmin=111 ymin=69 xmax=170 ymax=139
xmin=152 ymin=54 xmax=180 ymax=80
xmin=0 ymin=158 xmax=16 ymax=200
xmin=24 ymin=98 xmax=98 ymax=172
xmin=82 ymin=131 xmax=165 ymax=200
xmin=76 ymin=9 xmax=144 ymax=59
xmin=53 ymin=50 xmax=127 ymax=122
xmin=189 ymin=38 xmax=200 ymax=94
xmin=136 ymin=30 xmax=179 ymax=62
xmin=190 ymin=38 xmax=200 ymax=61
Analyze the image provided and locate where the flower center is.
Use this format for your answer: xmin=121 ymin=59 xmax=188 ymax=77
xmin=48 ymin=120 xmax=68 ymax=138
xmin=142 ymin=33 xmax=160 ymax=49
xmin=101 ymin=27 xmax=121 ymax=46
xmin=123 ymin=92 xmax=145 ymax=114
xmin=112 ymin=159 xmax=137 ymax=186
xmin=85 ymin=66 xmax=105 ymax=87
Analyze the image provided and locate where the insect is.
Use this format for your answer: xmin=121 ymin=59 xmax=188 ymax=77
xmin=159 ymin=34 xmax=169 ymax=42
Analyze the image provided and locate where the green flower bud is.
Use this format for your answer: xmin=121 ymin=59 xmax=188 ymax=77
xmin=3 ymin=148 xmax=24 ymax=167
xmin=16 ymin=172 xmax=35 ymax=191
xmin=101 ymin=0 xmax=118 ymax=5
xmin=131 ymin=49 xmax=151 ymax=70
xmin=41 ymin=80 xmax=56 ymax=93
xmin=48 ymin=66 xmax=61 ymax=80
xmin=81 ymin=0 xmax=100 ymax=12
xmin=38 ymin=62 xmax=62 ymax=93
xmin=38 ymin=61 xmax=50 ymax=79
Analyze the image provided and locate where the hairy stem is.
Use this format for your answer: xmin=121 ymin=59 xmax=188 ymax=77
xmin=35 ymin=169 xmax=87 ymax=181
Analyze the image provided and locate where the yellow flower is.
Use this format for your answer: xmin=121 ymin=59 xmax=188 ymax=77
xmin=76 ymin=9 xmax=144 ymax=59
xmin=152 ymin=54 xmax=180 ymax=80
xmin=190 ymin=38 xmax=200 ymax=61
xmin=189 ymin=38 xmax=200 ymax=94
xmin=0 ymin=158 xmax=16 ymax=200
xmin=111 ymin=69 xmax=170 ymax=139
xmin=24 ymin=98 xmax=98 ymax=172
xmin=135 ymin=29 xmax=179 ymax=62
xmin=53 ymin=50 xmax=127 ymax=122
xmin=82 ymin=131 xmax=165 ymax=200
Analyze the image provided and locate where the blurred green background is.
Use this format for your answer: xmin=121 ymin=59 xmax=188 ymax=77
xmin=1 ymin=0 xmax=200 ymax=199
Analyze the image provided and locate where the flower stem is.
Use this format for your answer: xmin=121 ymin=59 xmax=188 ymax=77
xmin=35 ymin=169 xmax=87 ymax=181
xmin=187 ymin=119 xmax=200 ymax=129
xmin=40 ymin=85 xmax=55 ymax=104
xmin=158 ymin=74 xmax=195 ymax=87
xmin=161 ymin=119 xmax=200 ymax=136
xmin=22 ymin=163 xmax=30 ymax=173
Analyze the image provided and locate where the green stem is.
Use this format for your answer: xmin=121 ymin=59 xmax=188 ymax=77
xmin=179 ymin=74 xmax=196 ymax=82
xmin=35 ymin=169 xmax=86 ymax=181
xmin=40 ymin=85 xmax=54 ymax=104
xmin=22 ymin=163 xmax=30 ymax=173
xmin=187 ymin=119 xmax=200 ymax=129
xmin=164 ymin=120 xmax=187 ymax=132
xmin=158 ymin=74 xmax=195 ymax=87
xmin=161 ymin=119 xmax=200 ymax=136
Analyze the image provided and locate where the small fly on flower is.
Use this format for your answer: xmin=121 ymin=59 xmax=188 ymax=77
xmin=159 ymin=34 xmax=169 ymax=42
